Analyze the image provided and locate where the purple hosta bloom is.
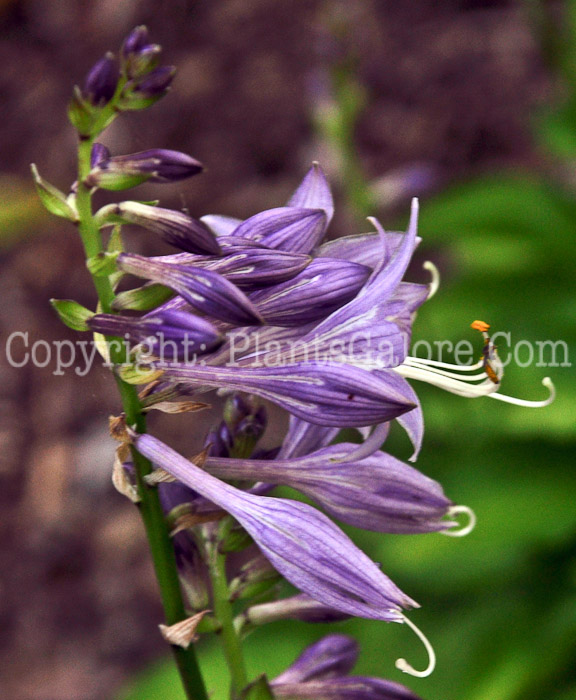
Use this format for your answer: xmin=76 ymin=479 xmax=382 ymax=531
xmin=203 ymin=441 xmax=455 ymax=534
xmin=233 ymin=207 xmax=327 ymax=254
xmin=152 ymin=362 xmax=416 ymax=428
xmin=118 ymin=253 xmax=263 ymax=326
xmin=86 ymin=149 xmax=203 ymax=190
xmin=270 ymin=635 xmax=423 ymax=700
xmin=151 ymin=240 xmax=312 ymax=289
xmin=87 ymin=309 xmax=223 ymax=361
xmin=132 ymin=431 xmax=418 ymax=621
xmin=97 ymin=201 xmax=222 ymax=255
xmin=82 ymin=52 xmax=118 ymax=105
xmin=250 ymin=258 xmax=371 ymax=326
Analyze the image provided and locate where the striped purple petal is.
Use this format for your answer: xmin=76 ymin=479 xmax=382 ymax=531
xmin=151 ymin=361 xmax=416 ymax=427
xmin=233 ymin=207 xmax=327 ymax=254
xmin=272 ymin=635 xmax=358 ymax=684
xmin=88 ymin=309 xmax=222 ymax=359
xmin=251 ymin=259 xmax=370 ymax=326
xmin=133 ymin=432 xmax=418 ymax=620
xmin=204 ymin=443 xmax=453 ymax=534
xmin=118 ymin=253 xmax=263 ymax=326
xmin=287 ymin=162 xmax=334 ymax=225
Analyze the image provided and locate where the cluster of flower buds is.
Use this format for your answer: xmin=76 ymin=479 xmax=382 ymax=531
xmin=69 ymin=26 xmax=176 ymax=137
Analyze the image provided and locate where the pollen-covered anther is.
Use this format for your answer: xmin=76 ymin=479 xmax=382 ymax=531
xmin=159 ymin=610 xmax=211 ymax=649
xmin=471 ymin=319 xmax=490 ymax=333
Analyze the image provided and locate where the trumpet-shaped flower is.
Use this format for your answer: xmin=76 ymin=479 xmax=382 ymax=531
xmin=131 ymin=430 xmax=418 ymax=621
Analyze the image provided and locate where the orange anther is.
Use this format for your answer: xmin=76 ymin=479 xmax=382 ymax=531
xmin=471 ymin=320 xmax=490 ymax=332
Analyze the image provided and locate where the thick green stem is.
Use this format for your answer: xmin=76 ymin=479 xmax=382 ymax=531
xmin=208 ymin=528 xmax=249 ymax=698
xmin=76 ymin=136 xmax=208 ymax=700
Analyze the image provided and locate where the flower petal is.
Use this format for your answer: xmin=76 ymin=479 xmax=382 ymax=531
xmin=287 ymin=163 xmax=334 ymax=225
xmin=118 ymin=253 xmax=263 ymax=326
xmin=133 ymin=432 xmax=418 ymax=620
xmin=234 ymin=207 xmax=327 ymax=254
xmin=152 ymin=361 xmax=416 ymax=427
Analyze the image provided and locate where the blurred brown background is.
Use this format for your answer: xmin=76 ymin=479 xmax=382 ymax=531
xmin=0 ymin=1 xmax=553 ymax=698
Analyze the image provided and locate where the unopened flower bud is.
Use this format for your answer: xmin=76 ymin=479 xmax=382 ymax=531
xmin=121 ymin=26 xmax=150 ymax=58
xmin=82 ymin=52 xmax=118 ymax=106
xmin=96 ymin=201 xmax=221 ymax=255
xmin=244 ymin=595 xmax=350 ymax=626
xmin=86 ymin=149 xmax=203 ymax=190
xmin=134 ymin=65 xmax=176 ymax=96
xmin=91 ymin=143 xmax=110 ymax=168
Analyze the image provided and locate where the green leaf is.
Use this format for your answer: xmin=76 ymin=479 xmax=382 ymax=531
xmin=30 ymin=164 xmax=78 ymax=221
xmin=50 ymin=299 xmax=93 ymax=331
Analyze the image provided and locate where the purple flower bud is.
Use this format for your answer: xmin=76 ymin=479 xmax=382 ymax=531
xmin=272 ymin=676 xmax=423 ymax=699
xmin=204 ymin=427 xmax=230 ymax=458
xmin=271 ymin=636 xmax=424 ymax=698
xmin=126 ymin=44 xmax=162 ymax=77
xmin=133 ymin=65 xmax=176 ymax=96
xmin=86 ymin=149 xmax=203 ymax=190
xmin=245 ymin=595 xmax=350 ymax=626
xmin=88 ymin=309 xmax=223 ymax=361
xmin=121 ymin=26 xmax=150 ymax=58
xmin=105 ymin=201 xmax=221 ymax=255
xmin=82 ymin=52 xmax=118 ymax=105
xmin=205 ymin=245 xmax=313 ymax=290
xmin=118 ymin=253 xmax=264 ymax=326
xmin=133 ymin=432 xmax=418 ymax=620
xmin=234 ymin=207 xmax=327 ymax=254
xmin=272 ymin=635 xmax=358 ymax=684
xmin=251 ymin=258 xmax=370 ymax=326
xmin=90 ymin=143 xmax=110 ymax=168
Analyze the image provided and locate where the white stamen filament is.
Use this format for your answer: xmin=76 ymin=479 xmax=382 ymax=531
xmin=404 ymin=356 xmax=483 ymax=371
xmin=404 ymin=358 xmax=488 ymax=382
xmin=441 ymin=505 xmax=476 ymax=538
xmin=489 ymin=377 xmax=555 ymax=408
xmin=393 ymin=363 xmax=497 ymax=398
xmin=396 ymin=614 xmax=436 ymax=678
xmin=423 ymin=260 xmax=440 ymax=299
xmin=395 ymin=358 xmax=554 ymax=408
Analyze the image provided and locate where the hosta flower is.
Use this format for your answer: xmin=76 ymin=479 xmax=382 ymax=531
xmin=131 ymin=429 xmax=418 ymax=622
xmin=270 ymin=635 xmax=424 ymax=699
